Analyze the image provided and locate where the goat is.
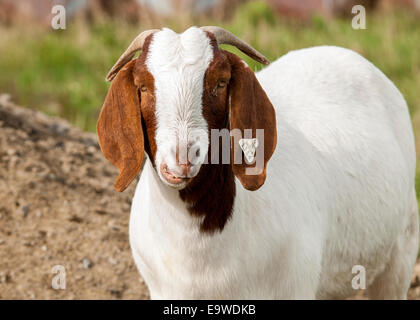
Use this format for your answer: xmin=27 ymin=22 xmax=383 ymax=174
xmin=97 ymin=26 xmax=419 ymax=299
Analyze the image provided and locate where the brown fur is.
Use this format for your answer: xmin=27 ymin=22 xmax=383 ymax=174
xmin=223 ymin=50 xmax=277 ymax=191
xmin=133 ymin=37 xmax=158 ymax=163
xmin=97 ymin=59 xmax=144 ymax=192
xmin=97 ymin=35 xmax=155 ymax=192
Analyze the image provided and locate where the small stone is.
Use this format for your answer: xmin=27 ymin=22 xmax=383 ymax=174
xmin=69 ymin=215 xmax=83 ymax=223
xmin=82 ymin=258 xmax=92 ymax=269
xmin=84 ymin=138 xmax=97 ymax=147
xmin=23 ymin=240 xmax=35 ymax=247
xmin=86 ymin=145 xmax=96 ymax=154
xmin=21 ymin=205 xmax=30 ymax=217
xmin=54 ymin=141 xmax=65 ymax=149
xmin=48 ymin=122 xmax=69 ymax=136
xmin=75 ymin=274 xmax=84 ymax=281
xmin=0 ymin=239 xmax=4 ymax=245
xmin=107 ymin=220 xmax=120 ymax=231
xmin=0 ymin=272 xmax=11 ymax=284
xmin=108 ymin=257 xmax=117 ymax=266
xmin=41 ymin=245 xmax=47 ymax=251
xmin=109 ymin=289 xmax=123 ymax=299
xmin=38 ymin=230 xmax=47 ymax=238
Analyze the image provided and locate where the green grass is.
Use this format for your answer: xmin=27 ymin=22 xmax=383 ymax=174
xmin=0 ymin=2 xmax=419 ymax=131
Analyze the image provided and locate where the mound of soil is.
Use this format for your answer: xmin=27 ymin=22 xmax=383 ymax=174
xmin=0 ymin=93 xmax=418 ymax=299
xmin=0 ymin=94 xmax=148 ymax=299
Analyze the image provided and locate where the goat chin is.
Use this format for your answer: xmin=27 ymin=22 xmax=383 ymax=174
xmin=128 ymin=45 xmax=418 ymax=300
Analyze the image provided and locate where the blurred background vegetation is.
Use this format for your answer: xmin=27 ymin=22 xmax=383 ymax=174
xmin=0 ymin=0 xmax=419 ymax=194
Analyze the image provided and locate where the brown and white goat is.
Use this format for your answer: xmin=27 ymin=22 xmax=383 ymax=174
xmin=97 ymin=27 xmax=418 ymax=299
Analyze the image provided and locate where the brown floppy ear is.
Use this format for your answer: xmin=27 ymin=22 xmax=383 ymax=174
xmin=224 ymin=51 xmax=277 ymax=191
xmin=97 ymin=60 xmax=144 ymax=192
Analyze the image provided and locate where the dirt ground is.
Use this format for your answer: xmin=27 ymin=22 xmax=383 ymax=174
xmin=0 ymin=94 xmax=419 ymax=300
xmin=0 ymin=94 xmax=147 ymax=299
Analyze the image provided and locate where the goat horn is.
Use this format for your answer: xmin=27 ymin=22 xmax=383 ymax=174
xmin=106 ymin=29 xmax=159 ymax=82
xmin=200 ymin=26 xmax=269 ymax=65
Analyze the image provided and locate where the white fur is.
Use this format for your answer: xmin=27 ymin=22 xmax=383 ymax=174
xmin=146 ymin=27 xmax=213 ymax=188
xmin=130 ymin=32 xmax=419 ymax=299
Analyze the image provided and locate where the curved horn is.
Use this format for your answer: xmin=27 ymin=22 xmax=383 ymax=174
xmin=201 ymin=26 xmax=269 ymax=65
xmin=106 ymin=29 xmax=159 ymax=82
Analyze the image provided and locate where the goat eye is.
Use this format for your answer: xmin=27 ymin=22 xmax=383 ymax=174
xmin=140 ymin=85 xmax=147 ymax=92
xmin=218 ymin=80 xmax=227 ymax=88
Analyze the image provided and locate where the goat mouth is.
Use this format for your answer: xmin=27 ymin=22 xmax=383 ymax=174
xmin=160 ymin=164 xmax=191 ymax=186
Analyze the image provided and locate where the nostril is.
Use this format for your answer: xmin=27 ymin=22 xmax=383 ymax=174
xmin=195 ymin=148 xmax=200 ymax=158
xmin=179 ymin=162 xmax=191 ymax=176
xmin=179 ymin=161 xmax=191 ymax=169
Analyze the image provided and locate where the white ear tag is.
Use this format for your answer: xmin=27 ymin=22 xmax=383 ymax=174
xmin=238 ymin=138 xmax=259 ymax=163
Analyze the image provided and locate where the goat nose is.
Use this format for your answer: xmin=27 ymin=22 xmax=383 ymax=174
xmin=176 ymin=146 xmax=191 ymax=169
xmin=178 ymin=161 xmax=192 ymax=176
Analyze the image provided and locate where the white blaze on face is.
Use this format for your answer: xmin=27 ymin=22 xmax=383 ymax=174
xmin=145 ymin=27 xmax=214 ymax=186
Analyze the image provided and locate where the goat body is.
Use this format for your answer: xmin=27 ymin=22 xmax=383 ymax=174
xmin=129 ymin=45 xmax=419 ymax=299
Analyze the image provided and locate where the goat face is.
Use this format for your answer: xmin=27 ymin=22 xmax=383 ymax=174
xmin=143 ymin=28 xmax=214 ymax=189
xmin=97 ymin=27 xmax=277 ymax=192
